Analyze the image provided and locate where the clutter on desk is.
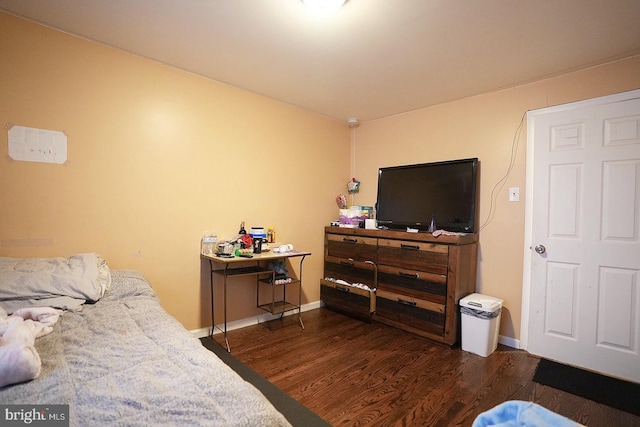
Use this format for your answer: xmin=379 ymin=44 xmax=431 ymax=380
xmin=252 ymin=237 xmax=263 ymax=254
xmin=235 ymin=247 xmax=253 ymax=255
xmin=267 ymin=227 xmax=276 ymax=243
xmin=200 ymin=231 xmax=218 ymax=255
xmin=238 ymin=221 xmax=247 ymax=235
xmin=207 ymin=222 xmax=286 ymax=257
xmin=249 ymin=227 xmax=266 ymax=254
xmin=216 ymin=241 xmax=234 ymax=255
xmin=273 ymin=244 xmax=294 ymax=253
xmin=249 ymin=226 xmax=265 ymax=238
xmin=238 ymin=233 xmax=253 ymax=250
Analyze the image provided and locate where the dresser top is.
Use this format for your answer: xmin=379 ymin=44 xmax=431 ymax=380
xmin=325 ymin=226 xmax=478 ymax=245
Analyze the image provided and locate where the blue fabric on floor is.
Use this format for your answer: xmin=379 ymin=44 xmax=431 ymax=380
xmin=472 ymin=400 xmax=582 ymax=427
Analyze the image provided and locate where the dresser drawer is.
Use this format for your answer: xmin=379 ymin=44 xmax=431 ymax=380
xmin=326 ymin=233 xmax=377 ymax=263
xmin=377 ymin=239 xmax=448 ymax=275
xmin=376 ymin=265 xmax=446 ymax=305
xmin=321 ymin=279 xmax=375 ymax=322
xmin=324 ymin=259 xmax=375 ymax=287
xmin=374 ymin=288 xmax=445 ymax=338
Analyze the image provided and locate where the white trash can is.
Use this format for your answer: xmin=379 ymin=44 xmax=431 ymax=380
xmin=459 ymin=293 xmax=503 ymax=357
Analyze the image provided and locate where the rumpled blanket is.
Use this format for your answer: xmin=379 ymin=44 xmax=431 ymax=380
xmin=0 ymin=253 xmax=110 ymax=313
xmin=0 ymin=306 xmax=60 ymax=388
xmin=472 ymin=400 xmax=584 ymax=427
xmin=0 ymin=270 xmax=292 ymax=426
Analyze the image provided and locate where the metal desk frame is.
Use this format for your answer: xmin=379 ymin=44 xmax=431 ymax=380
xmin=203 ymin=250 xmax=310 ymax=352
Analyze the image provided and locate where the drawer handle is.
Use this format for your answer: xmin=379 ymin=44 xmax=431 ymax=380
xmin=343 ymin=237 xmax=358 ymax=243
xmin=400 ymin=244 xmax=420 ymax=251
xmin=336 ymin=285 xmax=351 ymax=293
xmin=397 ymin=298 xmax=417 ymax=307
xmin=399 ymin=271 xmax=419 ymax=279
xmin=340 ymin=260 xmax=355 ymax=267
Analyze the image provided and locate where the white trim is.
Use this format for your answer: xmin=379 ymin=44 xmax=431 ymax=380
xmin=519 ymin=88 xmax=640 ymax=351
xmin=519 ymin=108 xmax=536 ymax=351
xmin=190 ymin=300 xmax=323 ymax=339
xmin=527 ymin=89 xmax=640 ymax=115
xmin=498 ymin=334 xmax=520 ymax=350
xmin=192 ymin=301 xmax=524 ymax=350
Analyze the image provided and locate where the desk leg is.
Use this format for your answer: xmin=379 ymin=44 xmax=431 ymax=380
xmin=298 ymin=255 xmax=306 ymax=330
xmin=272 ymin=270 xmax=277 ymax=317
xmin=223 ymin=263 xmax=230 ymax=352
xmin=209 ymin=260 xmax=230 ymax=352
xmin=209 ymin=259 xmax=215 ymax=337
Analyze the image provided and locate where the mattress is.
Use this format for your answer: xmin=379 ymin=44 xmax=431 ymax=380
xmin=0 ymin=268 xmax=291 ymax=426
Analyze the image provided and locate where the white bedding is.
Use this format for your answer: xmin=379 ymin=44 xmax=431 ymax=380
xmin=0 ymin=306 xmax=60 ymax=388
xmin=0 ymin=253 xmax=110 ymax=313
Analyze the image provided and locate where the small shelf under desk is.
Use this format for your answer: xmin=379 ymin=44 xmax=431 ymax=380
xmin=257 ymin=276 xmax=302 ymax=315
xmin=202 ymin=250 xmax=311 ymax=352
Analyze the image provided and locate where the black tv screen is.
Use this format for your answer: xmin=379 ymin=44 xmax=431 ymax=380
xmin=375 ymin=158 xmax=479 ymax=233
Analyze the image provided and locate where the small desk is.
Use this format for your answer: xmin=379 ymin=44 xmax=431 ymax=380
xmin=203 ymin=250 xmax=311 ymax=352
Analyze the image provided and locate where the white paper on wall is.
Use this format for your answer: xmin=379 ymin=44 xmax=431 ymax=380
xmin=8 ymin=125 xmax=67 ymax=164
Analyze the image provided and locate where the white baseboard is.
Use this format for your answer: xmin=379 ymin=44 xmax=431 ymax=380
xmin=192 ymin=302 xmax=522 ymax=351
xmin=498 ymin=335 xmax=520 ymax=349
xmin=190 ymin=300 xmax=323 ymax=339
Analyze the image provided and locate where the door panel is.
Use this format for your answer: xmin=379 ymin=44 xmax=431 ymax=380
xmin=597 ymin=267 xmax=637 ymax=351
xmin=544 ymin=261 xmax=578 ymax=338
xmin=525 ymin=90 xmax=640 ymax=383
xmin=548 ymin=163 xmax=580 ymax=237
xmin=602 ymin=160 xmax=639 ymax=240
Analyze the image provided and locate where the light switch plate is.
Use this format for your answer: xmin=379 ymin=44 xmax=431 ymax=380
xmin=509 ymin=187 xmax=520 ymax=202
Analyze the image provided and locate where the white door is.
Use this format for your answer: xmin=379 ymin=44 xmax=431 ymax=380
xmin=522 ymin=89 xmax=640 ymax=383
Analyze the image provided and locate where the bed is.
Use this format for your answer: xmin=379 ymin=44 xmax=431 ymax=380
xmin=0 ymin=254 xmax=311 ymax=426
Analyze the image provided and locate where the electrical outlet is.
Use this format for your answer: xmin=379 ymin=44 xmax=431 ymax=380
xmin=509 ymin=187 xmax=520 ymax=202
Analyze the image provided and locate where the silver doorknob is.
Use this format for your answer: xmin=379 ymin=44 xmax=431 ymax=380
xmin=534 ymin=245 xmax=546 ymax=254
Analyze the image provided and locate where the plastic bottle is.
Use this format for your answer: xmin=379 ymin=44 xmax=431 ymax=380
xmin=201 ymin=231 xmax=217 ymax=255
xmin=200 ymin=233 xmax=207 ymax=255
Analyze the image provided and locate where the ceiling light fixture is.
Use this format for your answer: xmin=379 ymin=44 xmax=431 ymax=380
xmin=302 ymin=0 xmax=347 ymax=15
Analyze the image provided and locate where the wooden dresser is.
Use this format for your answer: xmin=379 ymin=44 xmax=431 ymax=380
xmin=321 ymin=226 xmax=478 ymax=346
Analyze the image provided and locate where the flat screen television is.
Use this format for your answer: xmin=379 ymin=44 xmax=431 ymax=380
xmin=375 ymin=158 xmax=479 ymax=233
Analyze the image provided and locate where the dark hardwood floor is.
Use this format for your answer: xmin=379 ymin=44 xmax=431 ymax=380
xmin=217 ymin=308 xmax=640 ymax=427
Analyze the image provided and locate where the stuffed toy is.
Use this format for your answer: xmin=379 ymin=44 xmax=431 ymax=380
xmin=0 ymin=306 xmax=60 ymax=388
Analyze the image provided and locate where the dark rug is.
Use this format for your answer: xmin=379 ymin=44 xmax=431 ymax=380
xmin=200 ymin=337 xmax=330 ymax=427
xmin=533 ymin=358 xmax=640 ymax=416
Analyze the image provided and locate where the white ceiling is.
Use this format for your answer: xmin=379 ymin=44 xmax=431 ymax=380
xmin=2 ymin=0 xmax=640 ymax=122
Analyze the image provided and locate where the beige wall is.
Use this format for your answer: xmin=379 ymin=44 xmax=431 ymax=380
xmin=352 ymin=55 xmax=640 ymax=341
xmin=0 ymin=13 xmax=350 ymax=330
